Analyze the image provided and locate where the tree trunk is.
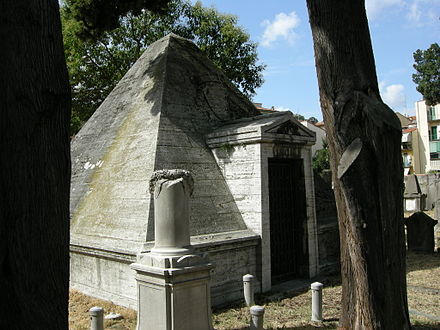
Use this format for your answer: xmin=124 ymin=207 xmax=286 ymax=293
xmin=0 ymin=0 xmax=71 ymax=328
xmin=305 ymin=1 xmax=410 ymax=329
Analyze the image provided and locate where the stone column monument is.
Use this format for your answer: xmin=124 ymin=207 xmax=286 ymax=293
xmin=131 ymin=170 xmax=213 ymax=330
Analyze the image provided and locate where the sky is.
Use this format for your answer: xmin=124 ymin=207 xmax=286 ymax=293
xmin=194 ymin=0 xmax=439 ymax=121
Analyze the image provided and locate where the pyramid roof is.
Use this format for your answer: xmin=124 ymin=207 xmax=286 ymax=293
xmin=70 ymin=34 xmax=260 ymax=253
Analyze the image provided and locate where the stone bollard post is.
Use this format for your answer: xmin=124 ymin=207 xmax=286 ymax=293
xmin=311 ymin=282 xmax=323 ymax=322
xmin=250 ymin=305 xmax=265 ymax=330
xmin=243 ymin=274 xmax=255 ymax=307
xmin=89 ymin=306 xmax=104 ymax=330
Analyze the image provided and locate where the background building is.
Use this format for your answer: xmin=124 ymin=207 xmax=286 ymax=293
xmin=301 ymin=120 xmax=326 ymax=156
xmin=396 ymin=112 xmax=421 ymax=174
xmin=415 ymin=100 xmax=440 ymax=173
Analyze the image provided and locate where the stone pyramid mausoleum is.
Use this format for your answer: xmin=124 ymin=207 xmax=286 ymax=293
xmin=70 ymin=34 xmax=321 ymax=308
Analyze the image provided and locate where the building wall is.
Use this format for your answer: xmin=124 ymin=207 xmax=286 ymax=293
xmin=70 ymin=233 xmax=260 ymax=309
xmin=211 ymin=144 xmax=270 ymax=291
xmin=211 ymin=144 xmax=263 ymax=236
xmin=198 ymin=235 xmax=260 ymax=306
xmin=70 ymin=248 xmax=138 ymax=309
xmin=313 ymin=172 xmax=340 ymax=275
xmin=317 ymin=222 xmax=340 ymax=275
xmin=211 ymin=141 xmax=319 ymax=293
xmin=412 ymin=129 xmax=423 ymax=174
xmin=415 ymin=101 xmax=440 ymax=173
xmin=301 ymin=121 xmax=326 ymax=156
xmin=404 ymin=174 xmax=440 ymax=210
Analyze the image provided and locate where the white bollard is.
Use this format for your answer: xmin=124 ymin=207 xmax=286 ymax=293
xmin=250 ymin=305 xmax=265 ymax=330
xmin=243 ymin=274 xmax=255 ymax=307
xmin=311 ymin=282 xmax=323 ymax=322
xmin=89 ymin=306 xmax=104 ymax=330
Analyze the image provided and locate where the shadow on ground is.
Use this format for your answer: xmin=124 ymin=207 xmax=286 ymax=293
xmin=406 ymin=251 xmax=440 ymax=273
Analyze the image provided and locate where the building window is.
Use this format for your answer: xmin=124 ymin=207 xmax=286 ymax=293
xmin=430 ymin=126 xmax=438 ymax=141
xmin=428 ymin=106 xmax=438 ymax=121
xmin=402 ymin=141 xmax=412 ymax=150
xmin=403 ymin=153 xmax=412 ymax=167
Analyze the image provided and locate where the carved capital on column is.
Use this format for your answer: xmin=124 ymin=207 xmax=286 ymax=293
xmin=149 ymin=169 xmax=194 ymax=256
xmin=149 ymin=169 xmax=194 ymax=197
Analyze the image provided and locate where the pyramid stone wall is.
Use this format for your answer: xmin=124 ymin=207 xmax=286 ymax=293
xmin=70 ymin=38 xmax=166 ymax=253
xmin=70 ymin=34 xmax=259 ymax=253
xmin=153 ymin=35 xmax=261 ymax=237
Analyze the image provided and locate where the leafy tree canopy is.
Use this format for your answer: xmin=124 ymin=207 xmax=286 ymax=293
xmin=64 ymin=0 xmax=172 ymax=38
xmin=293 ymin=113 xmax=305 ymax=121
xmin=307 ymin=116 xmax=318 ymax=124
xmin=412 ymin=43 xmax=440 ymax=106
xmin=62 ymin=0 xmax=265 ymax=134
xmin=293 ymin=113 xmax=319 ymax=124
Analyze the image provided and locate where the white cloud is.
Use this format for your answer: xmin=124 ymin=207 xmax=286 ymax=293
xmin=261 ymin=12 xmax=300 ymax=47
xmin=366 ymin=0 xmax=404 ymax=19
xmin=366 ymin=0 xmax=439 ymax=25
xmin=407 ymin=1 xmax=422 ymax=23
xmin=274 ymin=106 xmax=291 ymax=112
xmin=380 ymin=82 xmax=407 ymax=111
xmin=405 ymin=0 xmax=440 ymax=26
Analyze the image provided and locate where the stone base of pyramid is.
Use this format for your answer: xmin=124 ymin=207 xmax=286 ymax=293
xmin=70 ymin=230 xmax=260 ymax=309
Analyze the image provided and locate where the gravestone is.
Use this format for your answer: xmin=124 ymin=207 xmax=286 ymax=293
xmin=404 ymin=175 xmax=425 ymax=212
xmin=405 ymin=212 xmax=438 ymax=252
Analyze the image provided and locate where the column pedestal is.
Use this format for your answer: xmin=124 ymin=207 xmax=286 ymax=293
xmin=131 ymin=253 xmax=213 ymax=330
xmin=131 ymin=170 xmax=213 ymax=330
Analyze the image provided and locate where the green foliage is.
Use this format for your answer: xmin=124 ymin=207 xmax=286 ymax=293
xmin=307 ymin=116 xmax=318 ymax=124
xmin=312 ymin=139 xmax=330 ymax=175
xmin=293 ymin=113 xmax=319 ymax=124
xmin=293 ymin=113 xmax=305 ymax=121
xmin=64 ymin=0 xmax=171 ymax=38
xmin=412 ymin=43 xmax=440 ymax=106
xmin=62 ymin=0 xmax=265 ymax=134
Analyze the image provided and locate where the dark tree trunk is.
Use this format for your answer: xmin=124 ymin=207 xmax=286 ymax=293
xmin=0 ymin=0 xmax=71 ymax=328
xmin=306 ymin=1 xmax=410 ymax=329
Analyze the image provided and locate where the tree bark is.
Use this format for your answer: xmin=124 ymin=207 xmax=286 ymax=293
xmin=306 ymin=1 xmax=410 ymax=329
xmin=0 ymin=0 xmax=71 ymax=328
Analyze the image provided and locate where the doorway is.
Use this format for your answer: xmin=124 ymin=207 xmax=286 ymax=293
xmin=268 ymin=158 xmax=308 ymax=283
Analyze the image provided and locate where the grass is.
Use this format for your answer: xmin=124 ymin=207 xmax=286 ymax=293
xmin=69 ymin=252 xmax=440 ymax=329
xmin=69 ymin=290 xmax=136 ymax=329
xmin=406 ymin=251 xmax=440 ymax=328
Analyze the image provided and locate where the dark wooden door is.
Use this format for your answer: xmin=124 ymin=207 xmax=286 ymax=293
xmin=269 ymin=158 xmax=308 ymax=283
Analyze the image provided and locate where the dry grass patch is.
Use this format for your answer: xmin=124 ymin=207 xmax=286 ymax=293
xmin=406 ymin=251 xmax=440 ymax=328
xmin=408 ymin=288 xmax=440 ymax=327
xmin=69 ymin=290 xmax=136 ymax=329
xmin=407 ymin=251 xmax=440 ymax=289
xmin=212 ymin=282 xmax=341 ymax=330
xmin=69 ymin=253 xmax=439 ymax=329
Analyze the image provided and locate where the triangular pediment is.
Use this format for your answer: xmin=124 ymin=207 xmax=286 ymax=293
xmin=265 ymin=119 xmax=315 ymax=138
xmin=206 ymin=111 xmax=316 ymax=147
